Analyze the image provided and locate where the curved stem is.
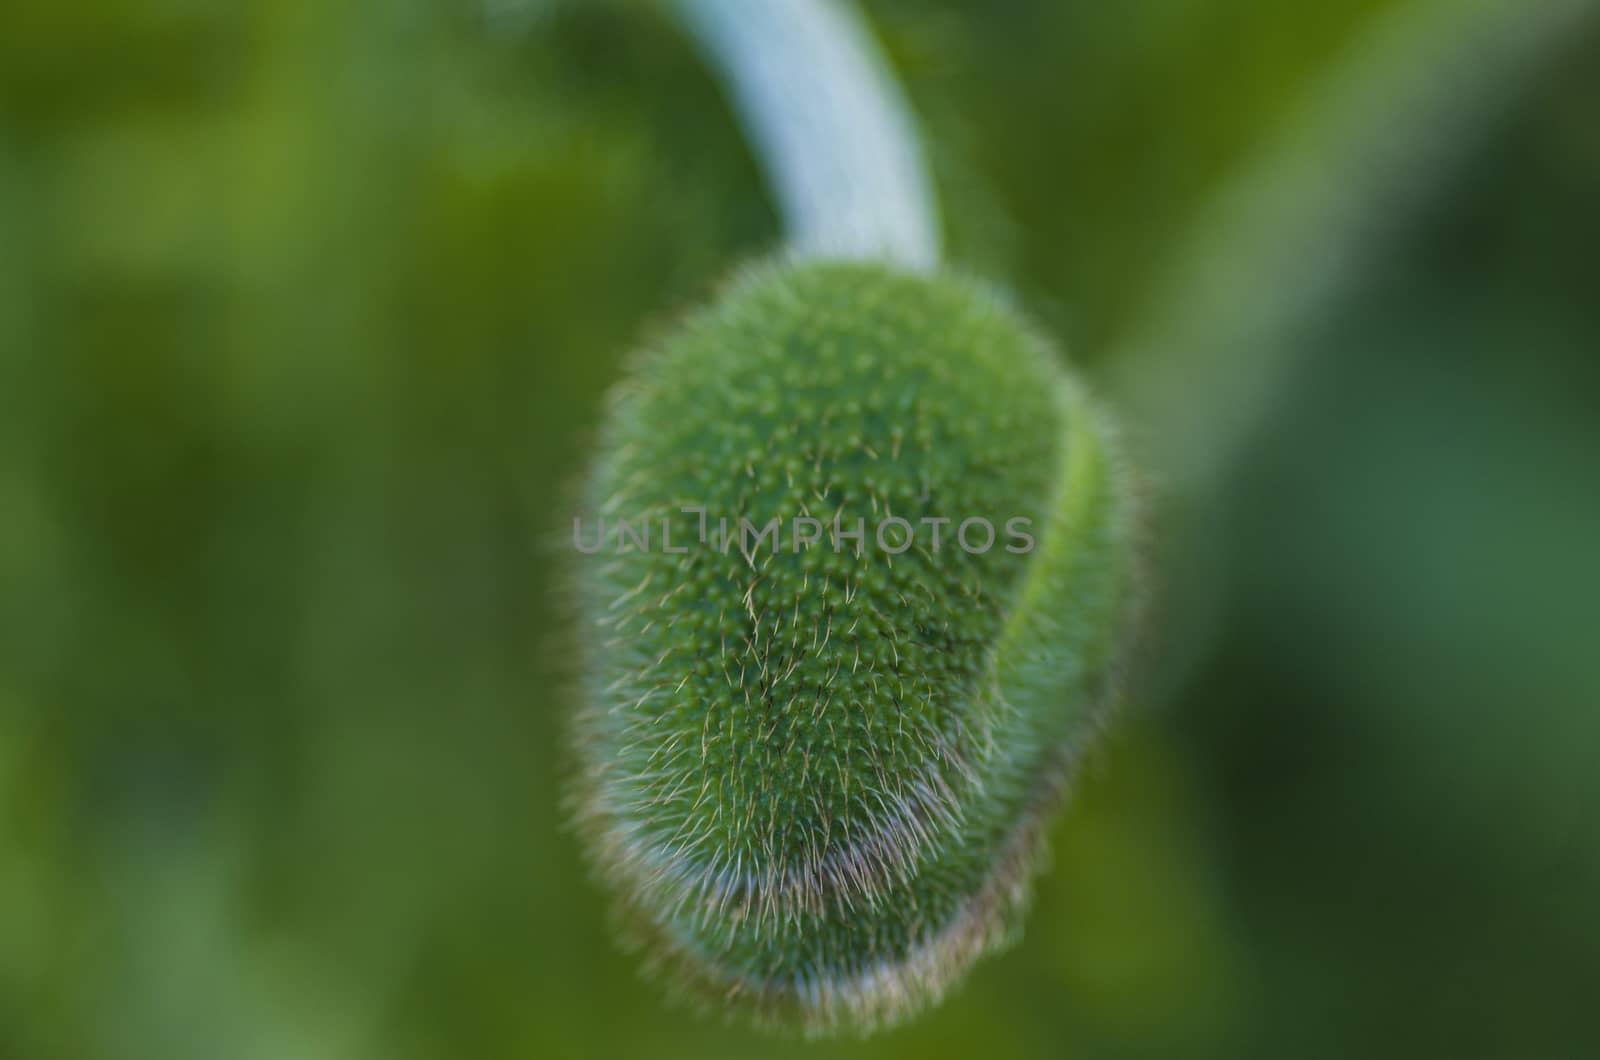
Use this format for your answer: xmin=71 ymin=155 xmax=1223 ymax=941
xmin=1106 ymin=0 xmax=1599 ymax=708
xmin=668 ymin=0 xmax=941 ymax=270
xmin=1111 ymin=0 xmax=1599 ymax=492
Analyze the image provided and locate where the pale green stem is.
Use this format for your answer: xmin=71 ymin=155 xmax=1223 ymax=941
xmin=1112 ymin=0 xmax=1600 ymax=492
xmin=1110 ymin=0 xmax=1599 ymax=705
xmin=668 ymin=0 xmax=942 ymax=270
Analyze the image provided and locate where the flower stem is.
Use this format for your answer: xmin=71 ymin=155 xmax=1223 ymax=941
xmin=668 ymin=0 xmax=942 ymax=270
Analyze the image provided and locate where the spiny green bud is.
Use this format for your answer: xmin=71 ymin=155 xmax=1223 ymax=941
xmin=571 ymin=260 xmax=1138 ymax=1035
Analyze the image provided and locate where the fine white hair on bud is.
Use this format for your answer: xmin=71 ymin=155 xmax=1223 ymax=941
xmin=571 ymin=260 xmax=1139 ymax=1036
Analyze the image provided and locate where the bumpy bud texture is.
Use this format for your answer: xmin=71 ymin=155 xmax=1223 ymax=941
xmin=572 ymin=260 xmax=1137 ymax=1035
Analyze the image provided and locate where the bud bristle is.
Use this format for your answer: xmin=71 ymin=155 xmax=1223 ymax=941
xmin=572 ymin=260 xmax=1137 ymax=1035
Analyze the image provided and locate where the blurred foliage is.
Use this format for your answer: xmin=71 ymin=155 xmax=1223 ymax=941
xmin=1 ymin=1 xmax=1597 ymax=1058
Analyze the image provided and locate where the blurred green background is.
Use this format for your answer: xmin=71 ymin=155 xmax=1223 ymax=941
xmin=3 ymin=2 xmax=1598 ymax=1058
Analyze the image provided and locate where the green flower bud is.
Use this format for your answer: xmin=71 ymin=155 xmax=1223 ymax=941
xmin=572 ymin=260 xmax=1138 ymax=1035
